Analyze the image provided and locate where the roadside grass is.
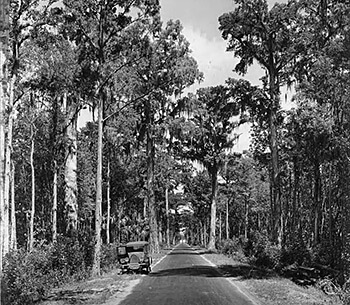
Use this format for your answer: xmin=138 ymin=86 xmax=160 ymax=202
xmin=38 ymin=245 xmax=340 ymax=305
xmin=39 ymin=248 xmax=171 ymax=305
xmin=203 ymin=252 xmax=342 ymax=305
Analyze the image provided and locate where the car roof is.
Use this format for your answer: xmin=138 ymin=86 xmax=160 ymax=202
xmin=125 ymin=241 xmax=149 ymax=247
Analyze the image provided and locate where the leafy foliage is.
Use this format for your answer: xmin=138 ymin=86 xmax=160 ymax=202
xmin=4 ymin=0 xmax=350 ymax=301
xmin=3 ymin=234 xmax=96 ymax=305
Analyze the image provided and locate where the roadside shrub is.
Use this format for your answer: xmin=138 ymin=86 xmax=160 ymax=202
xmin=245 ymin=232 xmax=281 ymax=270
xmin=2 ymin=235 xmax=94 ymax=305
xmin=101 ymin=243 xmax=119 ymax=272
xmin=3 ymin=246 xmax=60 ymax=305
xmin=310 ymin=241 xmax=336 ymax=267
xmin=217 ymin=238 xmax=246 ymax=261
xmin=76 ymin=230 xmax=95 ymax=269
xmin=50 ymin=236 xmax=89 ymax=280
xmin=218 ymin=238 xmax=240 ymax=255
xmin=280 ymin=241 xmax=311 ymax=267
xmin=253 ymin=243 xmax=281 ymax=270
xmin=2 ymin=236 xmax=122 ymax=305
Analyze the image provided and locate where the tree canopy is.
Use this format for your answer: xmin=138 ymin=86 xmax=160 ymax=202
xmin=2 ymin=1 xmax=350 ymax=302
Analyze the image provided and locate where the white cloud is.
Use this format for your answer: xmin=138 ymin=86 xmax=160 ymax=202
xmin=183 ymin=24 xmax=266 ymax=92
xmin=182 ymin=24 xmax=236 ymax=91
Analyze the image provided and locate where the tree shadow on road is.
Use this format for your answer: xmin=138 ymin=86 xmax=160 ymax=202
xmin=154 ymin=246 xmax=275 ymax=280
xmin=168 ymin=250 xmax=200 ymax=256
xmin=217 ymin=264 xmax=275 ymax=280
xmin=150 ymin=265 xmax=221 ymax=278
xmin=150 ymin=263 xmax=275 ymax=280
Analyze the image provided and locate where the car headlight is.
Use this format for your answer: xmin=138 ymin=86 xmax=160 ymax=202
xmin=120 ymin=258 xmax=129 ymax=264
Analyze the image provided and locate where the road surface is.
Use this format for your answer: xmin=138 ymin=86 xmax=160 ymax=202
xmin=119 ymin=243 xmax=256 ymax=305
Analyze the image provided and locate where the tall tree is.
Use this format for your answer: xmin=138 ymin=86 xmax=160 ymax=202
xmin=219 ymin=0 xmax=301 ymax=245
xmin=180 ymin=85 xmax=243 ymax=251
xmin=0 ymin=0 xmax=9 ymax=302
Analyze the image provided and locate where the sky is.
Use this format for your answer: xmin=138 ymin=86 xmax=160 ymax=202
xmin=160 ymin=0 xmax=289 ymax=87
xmin=160 ymin=0 xmax=290 ymax=151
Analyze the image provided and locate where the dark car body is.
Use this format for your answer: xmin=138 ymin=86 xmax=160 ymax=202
xmin=117 ymin=241 xmax=152 ymax=273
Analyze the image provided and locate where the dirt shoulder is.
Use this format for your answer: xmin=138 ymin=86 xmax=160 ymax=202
xmin=39 ymin=249 xmax=170 ymax=305
xmin=202 ymin=252 xmax=341 ymax=305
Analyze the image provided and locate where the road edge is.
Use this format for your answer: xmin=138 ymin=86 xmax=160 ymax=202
xmin=198 ymin=251 xmax=263 ymax=305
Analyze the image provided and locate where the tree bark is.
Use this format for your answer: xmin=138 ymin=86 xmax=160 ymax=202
xmin=63 ymin=94 xmax=78 ymax=236
xmin=10 ymin=160 xmax=16 ymax=250
xmin=313 ymin=161 xmax=322 ymax=245
xmin=165 ymin=187 xmax=170 ymax=247
xmin=200 ymin=221 xmax=204 ymax=245
xmin=158 ymin=219 xmax=162 ymax=244
xmin=52 ymin=160 xmax=58 ymax=243
xmin=268 ymin=65 xmax=281 ymax=246
xmin=106 ymin=156 xmax=111 ymax=244
xmin=0 ymin=6 xmax=9 ymax=299
xmin=244 ymin=198 xmax=249 ymax=240
xmin=219 ymin=211 xmax=222 ymax=243
xmin=29 ymin=124 xmax=35 ymax=251
xmin=226 ymin=199 xmax=229 ymax=239
xmin=147 ymin=119 xmax=159 ymax=253
xmin=208 ymin=165 xmax=218 ymax=251
xmin=204 ymin=219 xmax=207 ymax=247
xmin=3 ymin=74 xmax=14 ymax=255
xmin=92 ymin=91 xmax=103 ymax=276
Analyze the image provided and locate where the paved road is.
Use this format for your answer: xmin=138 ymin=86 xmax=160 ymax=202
xmin=119 ymin=243 xmax=256 ymax=305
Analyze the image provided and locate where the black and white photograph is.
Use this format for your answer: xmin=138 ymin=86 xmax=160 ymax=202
xmin=0 ymin=0 xmax=349 ymax=304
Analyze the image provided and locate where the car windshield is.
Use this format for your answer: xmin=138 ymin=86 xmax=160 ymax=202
xmin=127 ymin=246 xmax=146 ymax=252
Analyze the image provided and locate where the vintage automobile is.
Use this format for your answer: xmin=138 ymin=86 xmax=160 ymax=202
xmin=117 ymin=241 xmax=152 ymax=274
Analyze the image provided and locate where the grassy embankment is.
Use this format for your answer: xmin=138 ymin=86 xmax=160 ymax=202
xmin=202 ymin=251 xmax=341 ymax=305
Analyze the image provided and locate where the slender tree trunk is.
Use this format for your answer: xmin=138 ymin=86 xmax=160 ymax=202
xmin=268 ymin=66 xmax=281 ymax=246
xmin=219 ymin=212 xmax=222 ymax=243
xmin=244 ymin=198 xmax=249 ymax=240
xmin=200 ymin=221 xmax=204 ymax=245
xmin=204 ymin=219 xmax=207 ymax=247
xmin=291 ymin=157 xmax=299 ymax=238
xmin=313 ymin=161 xmax=321 ymax=245
xmin=0 ymin=6 xmax=9 ymax=300
xmin=52 ymin=160 xmax=58 ymax=243
xmin=92 ymin=0 xmax=108 ymax=274
xmin=165 ymin=187 xmax=170 ymax=247
xmin=147 ymin=120 xmax=159 ymax=253
xmin=10 ymin=161 xmax=16 ymax=250
xmin=92 ymin=91 xmax=104 ymax=276
xmin=158 ymin=219 xmax=162 ymax=244
xmin=0 ymin=85 xmax=4 ymax=305
xmin=226 ymin=199 xmax=229 ymax=239
xmin=208 ymin=165 xmax=218 ymax=251
xmin=29 ymin=124 xmax=35 ymax=251
xmin=51 ymin=95 xmax=59 ymax=243
xmin=106 ymin=157 xmax=111 ymax=244
xmin=143 ymin=198 xmax=147 ymax=219
xmin=3 ymin=75 xmax=14 ymax=255
xmin=64 ymin=94 xmax=78 ymax=236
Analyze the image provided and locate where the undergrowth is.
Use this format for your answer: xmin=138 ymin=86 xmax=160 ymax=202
xmin=2 ymin=235 xmax=119 ymax=305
